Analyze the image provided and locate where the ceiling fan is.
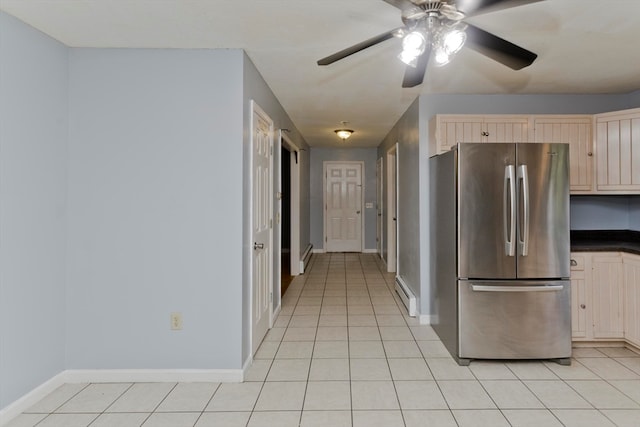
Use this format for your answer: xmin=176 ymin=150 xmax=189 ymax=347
xmin=317 ymin=0 xmax=543 ymax=88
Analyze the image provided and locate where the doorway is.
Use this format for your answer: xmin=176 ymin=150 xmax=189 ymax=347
xmin=376 ymin=157 xmax=383 ymax=259
xmin=386 ymin=144 xmax=398 ymax=273
xmin=276 ymin=132 xmax=301 ymax=304
xmin=280 ymin=144 xmax=294 ymax=296
xmin=324 ymin=161 xmax=364 ymax=252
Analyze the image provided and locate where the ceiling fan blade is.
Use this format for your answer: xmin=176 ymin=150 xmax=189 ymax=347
xmin=402 ymin=48 xmax=431 ymax=88
xmin=382 ymin=0 xmax=417 ymax=10
xmin=464 ymin=24 xmax=537 ymax=70
xmin=317 ymin=29 xmax=400 ymax=66
xmin=455 ymin=0 xmax=545 ymax=17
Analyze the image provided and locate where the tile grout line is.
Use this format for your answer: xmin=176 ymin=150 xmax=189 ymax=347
xmin=362 ymin=253 xmax=408 ymax=427
xmin=296 ymin=250 xmax=328 ymax=426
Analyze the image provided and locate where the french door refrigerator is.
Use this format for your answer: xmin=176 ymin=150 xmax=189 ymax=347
xmin=430 ymin=142 xmax=571 ymax=366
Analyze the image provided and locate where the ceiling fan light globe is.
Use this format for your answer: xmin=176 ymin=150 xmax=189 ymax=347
xmin=398 ymin=50 xmax=420 ymax=67
xmin=402 ymin=31 xmax=427 ymax=55
xmin=434 ymin=48 xmax=451 ymax=66
xmin=443 ymin=29 xmax=466 ymax=55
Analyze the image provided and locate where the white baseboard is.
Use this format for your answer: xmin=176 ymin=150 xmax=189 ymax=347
xmin=242 ymin=356 xmax=253 ymax=381
xmin=0 ymin=367 xmax=245 ymax=426
xmin=312 ymin=248 xmax=325 ymax=254
xmin=271 ymin=304 xmax=281 ymax=328
xmin=0 ymin=371 xmax=67 ymax=426
xmin=394 ymin=276 xmax=417 ymax=317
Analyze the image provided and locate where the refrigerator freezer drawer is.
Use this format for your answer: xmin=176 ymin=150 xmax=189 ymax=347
xmin=458 ymin=280 xmax=571 ymax=360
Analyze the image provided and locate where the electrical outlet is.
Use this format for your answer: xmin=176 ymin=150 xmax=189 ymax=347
xmin=170 ymin=312 xmax=183 ymax=330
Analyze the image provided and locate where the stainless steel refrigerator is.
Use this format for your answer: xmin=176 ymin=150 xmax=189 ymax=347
xmin=430 ymin=142 xmax=571 ymax=366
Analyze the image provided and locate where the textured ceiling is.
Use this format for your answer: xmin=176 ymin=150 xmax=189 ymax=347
xmin=2 ymin=0 xmax=640 ymax=147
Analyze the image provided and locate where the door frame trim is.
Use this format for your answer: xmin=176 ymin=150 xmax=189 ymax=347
xmin=249 ymin=100 xmax=274 ymax=356
xmin=376 ymin=157 xmax=384 ymax=260
xmin=280 ymin=132 xmax=301 ymax=276
xmin=274 ymin=131 xmax=301 ymax=316
xmin=386 ymin=144 xmax=399 ymax=273
xmin=323 ymin=160 xmax=365 ymax=253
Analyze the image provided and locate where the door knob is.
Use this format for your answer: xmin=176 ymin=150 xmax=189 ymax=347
xmin=254 ymin=242 xmax=264 ymax=250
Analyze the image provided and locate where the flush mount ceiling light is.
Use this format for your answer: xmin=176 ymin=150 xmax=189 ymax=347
xmin=317 ymin=0 xmax=542 ymax=88
xmin=335 ymin=129 xmax=354 ymax=141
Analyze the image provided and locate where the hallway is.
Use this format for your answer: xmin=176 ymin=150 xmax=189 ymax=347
xmin=8 ymin=253 xmax=640 ymax=427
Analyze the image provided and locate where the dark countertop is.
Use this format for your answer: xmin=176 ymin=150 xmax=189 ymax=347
xmin=571 ymin=230 xmax=640 ymax=255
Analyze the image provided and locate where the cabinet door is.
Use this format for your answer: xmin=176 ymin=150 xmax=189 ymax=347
xmin=623 ymin=254 xmax=640 ymax=347
xmin=533 ymin=117 xmax=593 ymax=192
xmin=571 ymin=253 xmax=592 ymax=339
xmin=570 ymin=270 xmax=588 ymax=339
xmin=483 ymin=116 xmax=530 ymax=143
xmin=591 ymin=254 xmax=624 ymax=339
xmin=595 ymin=110 xmax=640 ymax=193
xmin=437 ymin=116 xmax=484 ymax=152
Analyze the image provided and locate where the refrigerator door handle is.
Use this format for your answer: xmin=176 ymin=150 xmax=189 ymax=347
xmin=471 ymin=285 xmax=564 ymax=292
xmin=517 ymin=164 xmax=530 ymax=257
xmin=503 ymin=165 xmax=516 ymax=257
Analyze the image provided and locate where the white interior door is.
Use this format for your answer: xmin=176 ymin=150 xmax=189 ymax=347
xmin=376 ymin=157 xmax=383 ymax=258
xmin=324 ymin=162 xmax=363 ymax=252
xmin=387 ymin=146 xmax=397 ymax=272
xmin=251 ymin=101 xmax=273 ymax=356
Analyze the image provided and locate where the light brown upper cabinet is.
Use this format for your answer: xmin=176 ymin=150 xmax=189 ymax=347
xmin=595 ymin=108 xmax=640 ymax=194
xmin=532 ymin=116 xmax=593 ymax=193
xmin=430 ymin=110 xmax=640 ymax=195
xmin=429 ymin=115 xmax=530 ymax=154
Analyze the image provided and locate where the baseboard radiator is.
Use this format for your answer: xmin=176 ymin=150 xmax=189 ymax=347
xmin=395 ymin=276 xmax=417 ymax=317
xmin=300 ymin=244 xmax=313 ymax=273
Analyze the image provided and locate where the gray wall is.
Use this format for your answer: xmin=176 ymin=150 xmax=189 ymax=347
xmin=310 ymin=148 xmax=378 ymax=251
xmin=624 ymin=89 xmax=640 ymax=108
xmin=242 ymin=53 xmax=310 ymax=363
xmin=0 ymin=12 xmax=68 ymax=408
xmin=0 ymin=26 xmax=312 ymax=410
xmin=66 ymin=48 xmax=246 ymax=369
xmin=571 ymin=196 xmax=640 ymax=231
xmin=377 ymin=100 xmax=423 ymax=309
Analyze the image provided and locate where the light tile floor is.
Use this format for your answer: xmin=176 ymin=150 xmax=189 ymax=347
xmin=8 ymin=253 xmax=640 ymax=427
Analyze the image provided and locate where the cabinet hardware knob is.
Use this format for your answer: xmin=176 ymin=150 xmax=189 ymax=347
xmin=580 ymin=304 xmax=586 ymax=309
xmin=481 ymin=131 xmax=490 ymax=137
xmin=587 ymin=152 xmax=593 ymax=157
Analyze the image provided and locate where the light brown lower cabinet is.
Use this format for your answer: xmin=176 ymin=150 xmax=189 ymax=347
xmin=623 ymin=253 xmax=640 ymax=348
xmin=571 ymin=251 xmax=640 ymax=348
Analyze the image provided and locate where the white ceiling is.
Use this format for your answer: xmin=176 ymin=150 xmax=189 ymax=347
xmin=2 ymin=0 xmax=640 ymax=148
